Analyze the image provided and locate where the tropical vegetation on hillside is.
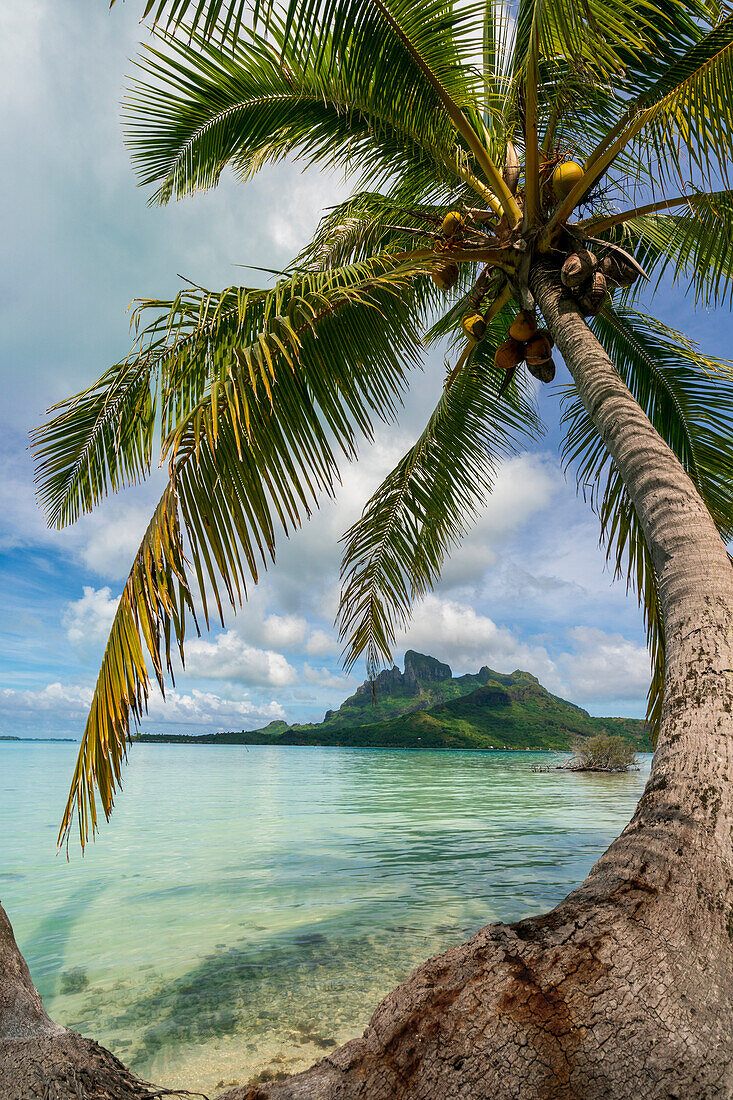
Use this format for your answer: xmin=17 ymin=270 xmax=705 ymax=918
xmin=137 ymin=652 xmax=652 ymax=750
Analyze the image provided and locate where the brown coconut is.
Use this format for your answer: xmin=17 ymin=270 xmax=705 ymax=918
xmin=577 ymin=270 xmax=608 ymax=316
xmin=462 ymin=312 xmax=487 ymax=342
xmin=430 ymin=262 xmax=459 ymax=291
xmin=494 ymin=337 xmax=525 ymax=372
xmin=599 ymin=253 xmax=638 ymax=287
xmin=561 ymin=248 xmax=597 ymax=288
xmin=527 ymin=357 xmax=556 ymax=383
xmin=525 ymin=332 xmax=553 ymax=365
xmin=509 ymin=311 xmax=537 ymax=342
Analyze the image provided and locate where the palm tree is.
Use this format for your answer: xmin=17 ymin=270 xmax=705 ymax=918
xmin=16 ymin=0 xmax=733 ymax=1095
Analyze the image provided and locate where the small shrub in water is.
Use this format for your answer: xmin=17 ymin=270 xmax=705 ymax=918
xmin=569 ymin=734 xmax=637 ymax=772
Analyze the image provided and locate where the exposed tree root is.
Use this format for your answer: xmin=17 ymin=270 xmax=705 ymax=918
xmin=0 ymin=1031 xmax=184 ymax=1100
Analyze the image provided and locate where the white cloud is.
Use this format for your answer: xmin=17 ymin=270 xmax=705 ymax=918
xmin=143 ymin=689 xmax=285 ymax=729
xmin=559 ymin=627 xmax=651 ymax=705
xmin=396 ymin=594 xmax=560 ymax=686
xmin=0 ymin=681 xmax=93 ymax=716
xmin=76 ymin=504 xmax=153 ymax=578
xmin=266 ymin=168 xmax=350 ymax=253
xmin=435 ymin=453 xmax=562 ymax=590
xmin=305 ymin=629 xmax=340 ymax=656
xmin=185 ymin=632 xmax=298 ymax=687
xmin=0 ymin=680 xmax=284 ymax=734
xmin=258 ymin=612 xmax=308 ymax=649
xmin=301 ymin=664 xmax=355 ymax=690
xmin=63 ymin=586 xmax=119 ymax=647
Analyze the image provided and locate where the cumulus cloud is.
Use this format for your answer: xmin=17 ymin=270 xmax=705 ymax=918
xmin=0 ymin=681 xmax=93 ymax=716
xmin=396 ymin=594 xmax=560 ymax=686
xmin=185 ymin=632 xmax=298 ymax=687
xmin=256 ymin=613 xmax=308 ymax=650
xmin=63 ymin=586 xmax=119 ymax=647
xmin=0 ymin=680 xmax=284 ymax=735
xmin=76 ymin=504 xmax=155 ymax=579
xmin=305 ymin=629 xmax=340 ymax=657
xmin=434 ymin=453 xmax=563 ymax=590
xmin=559 ymin=627 xmax=651 ymax=705
xmin=143 ymin=689 xmax=285 ymax=729
xmin=301 ymin=664 xmax=355 ymax=691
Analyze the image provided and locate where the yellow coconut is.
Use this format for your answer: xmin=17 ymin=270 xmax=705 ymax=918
xmin=441 ymin=210 xmax=464 ymax=237
xmin=430 ymin=262 xmax=459 ymax=291
xmin=462 ymin=312 xmax=487 ymax=342
xmin=494 ymin=337 xmax=525 ymax=372
xmin=509 ymin=311 xmax=537 ymax=343
xmin=552 ymin=160 xmax=584 ymax=201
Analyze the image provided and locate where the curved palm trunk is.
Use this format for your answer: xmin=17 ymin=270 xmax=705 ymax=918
xmin=2 ymin=267 xmax=732 ymax=1098
xmin=213 ymin=265 xmax=733 ymax=1099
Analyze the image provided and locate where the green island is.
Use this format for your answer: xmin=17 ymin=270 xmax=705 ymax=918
xmin=135 ymin=651 xmax=652 ymax=752
xmin=0 ymin=735 xmax=75 ymax=743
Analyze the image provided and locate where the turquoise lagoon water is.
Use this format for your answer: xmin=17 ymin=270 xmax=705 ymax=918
xmin=0 ymin=742 xmax=651 ymax=1094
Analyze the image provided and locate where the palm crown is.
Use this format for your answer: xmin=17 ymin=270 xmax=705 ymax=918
xmin=33 ymin=0 xmax=733 ymax=846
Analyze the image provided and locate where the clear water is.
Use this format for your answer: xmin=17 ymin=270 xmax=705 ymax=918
xmin=0 ymin=743 xmax=651 ymax=1095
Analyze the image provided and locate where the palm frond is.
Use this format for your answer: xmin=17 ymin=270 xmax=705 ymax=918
xmin=31 ymin=359 xmax=156 ymax=529
xmin=123 ymin=0 xmax=250 ymax=43
xmin=60 ymin=485 xmax=193 ymax=847
xmin=126 ymin=26 xmax=459 ymax=205
xmin=546 ymin=13 xmax=733 ymax=236
xmin=339 ymin=309 xmax=543 ymax=674
xmin=33 ymin=255 xmax=431 ymax=537
xmin=43 ymin=256 xmax=445 ymax=844
xmin=598 ymin=192 xmax=733 ymax=307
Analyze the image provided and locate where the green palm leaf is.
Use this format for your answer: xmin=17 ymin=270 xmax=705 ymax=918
xmin=43 ymin=256 xmax=441 ymax=843
xmin=339 ymin=311 xmax=543 ymax=675
xmin=31 ymin=359 xmax=156 ymax=530
xmin=601 ymin=193 xmax=733 ymax=307
xmin=126 ymin=25 xmax=461 ymax=205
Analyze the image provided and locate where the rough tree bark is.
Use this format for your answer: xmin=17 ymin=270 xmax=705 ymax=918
xmin=1 ymin=265 xmax=731 ymax=1099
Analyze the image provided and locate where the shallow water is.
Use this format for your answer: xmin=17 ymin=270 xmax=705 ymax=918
xmin=0 ymin=743 xmax=651 ymax=1094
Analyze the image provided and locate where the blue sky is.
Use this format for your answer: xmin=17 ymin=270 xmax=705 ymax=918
xmin=0 ymin=0 xmax=722 ymax=738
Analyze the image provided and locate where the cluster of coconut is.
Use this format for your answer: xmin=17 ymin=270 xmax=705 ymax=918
xmin=561 ymin=247 xmax=638 ymax=316
xmin=494 ymin=312 xmax=555 ymax=383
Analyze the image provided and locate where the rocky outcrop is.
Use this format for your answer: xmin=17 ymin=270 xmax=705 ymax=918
xmin=354 ymin=664 xmax=404 ymax=697
xmin=353 ymin=652 xmax=453 ymax=699
xmin=403 ymin=651 xmax=452 ymax=689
